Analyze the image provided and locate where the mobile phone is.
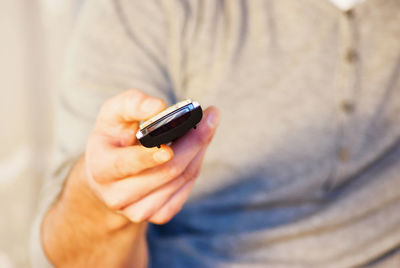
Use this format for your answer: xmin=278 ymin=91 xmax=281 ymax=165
xmin=136 ymin=99 xmax=203 ymax=148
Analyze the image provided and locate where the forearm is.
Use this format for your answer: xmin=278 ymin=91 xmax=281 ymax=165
xmin=41 ymin=157 xmax=148 ymax=268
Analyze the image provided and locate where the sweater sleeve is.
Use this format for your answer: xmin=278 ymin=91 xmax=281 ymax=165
xmin=29 ymin=0 xmax=174 ymax=266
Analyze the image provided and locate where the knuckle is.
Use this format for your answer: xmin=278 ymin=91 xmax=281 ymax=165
xmin=181 ymin=168 xmax=192 ymax=181
xmin=113 ymin=156 xmax=126 ymax=178
xmin=175 ymin=175 xmax=186 ymax=186
xmin=127 ymin=215 xmax=142 ymax=224
xmin=181 ymin=166 xmax=200 ymax=181
xmin=103 ymin=195 xmax=124 ymax=210
xmin=127 ymin=208 xmax=148 ymax=223
xmin=192 ymin=167 xmax=201 ymax=179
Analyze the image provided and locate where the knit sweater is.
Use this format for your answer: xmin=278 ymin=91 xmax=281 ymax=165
xmin=31 ymin=0 xmax=400 ymax=267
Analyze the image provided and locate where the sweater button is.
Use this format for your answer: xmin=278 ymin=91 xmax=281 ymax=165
xmin=345 ymin=49 xmax=358 ymax=63
xmin=338 ymin=147 xmax=350 ymax=162
xmin=341 ymin=100 xmax=355 ymax=113
xmin=344 ymin=9 xmax=354 ymax=19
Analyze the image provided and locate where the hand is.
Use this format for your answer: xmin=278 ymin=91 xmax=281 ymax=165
xmin=85 ymin=89 xmax=220 ymax=224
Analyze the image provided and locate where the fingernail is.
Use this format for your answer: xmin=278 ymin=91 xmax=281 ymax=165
xmin=207 ymin=112 xmax=218 ymax=128
xmin=141 ymin=98 xmax=162 ymax=113
xmin=153 ymin=149 xmax=171 ymax=163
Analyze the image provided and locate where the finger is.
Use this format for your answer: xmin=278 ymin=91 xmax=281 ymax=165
xmin=93 ymin=90 xmax=167 ymax=144
xmin=99 ymin=107 xmax=220 ymax=209
xmin=121 ymin=172 xmax=189 ymax=223
xmin=148 ymin=175 xmax=197 ymax=225
xmin=121 ymin=148 xmax=206 ymax=222
xmin=148 ymin=148 xmax=208 ymax=224
xmin=99 ymin=89 xmax=167 ymax=124
xmin=88 ymin=144 xmax=174 ymax=183
xmin=150 ymin=106 xmax=220 ymax=179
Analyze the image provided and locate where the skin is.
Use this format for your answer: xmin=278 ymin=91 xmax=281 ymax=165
xmin=41 ymin=89 xmax=220 ymax=267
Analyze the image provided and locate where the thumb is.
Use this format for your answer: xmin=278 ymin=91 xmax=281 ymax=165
xmin=93 ymin=89 xmax=167 ymax=146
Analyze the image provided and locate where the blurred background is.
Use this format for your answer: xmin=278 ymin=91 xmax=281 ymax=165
xmin=0 ymin=1 xmax=82 ymax=266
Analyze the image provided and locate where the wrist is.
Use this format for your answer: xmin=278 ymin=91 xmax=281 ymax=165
xmin=42 ymin=156 xmax=148 ymax=266
xmin=61 ymin=155 xmax=134 ymax=232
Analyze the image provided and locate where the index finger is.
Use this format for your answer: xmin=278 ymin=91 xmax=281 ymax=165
xmin=98 ymin=89 xmax=167 ymax=126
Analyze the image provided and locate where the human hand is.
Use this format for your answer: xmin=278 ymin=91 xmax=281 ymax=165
xmin=84 ymin=89 xmax=220 ymax=224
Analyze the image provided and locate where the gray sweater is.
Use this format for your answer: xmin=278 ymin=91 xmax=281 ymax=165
xmin=31 ymin=0 xmax=400 ymax=267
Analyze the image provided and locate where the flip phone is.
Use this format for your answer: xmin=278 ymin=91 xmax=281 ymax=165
xmin=136 ymin=99 xmax=203 ymax=148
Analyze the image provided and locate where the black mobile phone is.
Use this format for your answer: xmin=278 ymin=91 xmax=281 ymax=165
xmin=136 ymin=99 xmax=203 ymax=148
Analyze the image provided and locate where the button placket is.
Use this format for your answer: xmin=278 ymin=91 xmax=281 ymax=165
xmin=325 ymin=9 xmax=359 ymax=191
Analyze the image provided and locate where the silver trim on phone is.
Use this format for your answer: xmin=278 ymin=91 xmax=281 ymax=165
xmin=136 ymin=99 xmax=200 ymax=140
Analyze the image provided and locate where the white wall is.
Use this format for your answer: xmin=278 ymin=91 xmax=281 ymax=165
xmin=0 ymin=0 xmax=81 ymax=266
